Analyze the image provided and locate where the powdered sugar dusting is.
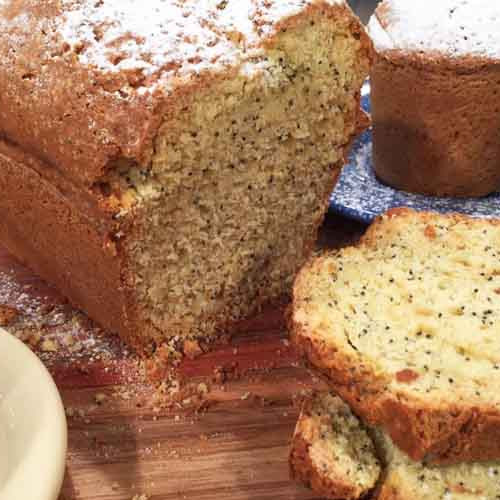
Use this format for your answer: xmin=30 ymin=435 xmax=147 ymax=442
xmin=368 ymin=0 xmax=500 ymax=61
xmin=251 ymin=0 xmax=341 ymax=36
xmin=0 ymin=267 xmax=130 ymax=366
xmin=58 ymin=0 xmax=241 ymax=86
xmin=52 ymin=0 xmax=343 ymax=90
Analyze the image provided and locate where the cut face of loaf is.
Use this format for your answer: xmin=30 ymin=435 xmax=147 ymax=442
xmin=290 ymin=393 xmax=500 ymax=500
xmin=0 ymin=1 xmax=372 ymax=353
xmin=123 ymin=8 xmax=370 ymax=348
xmin=291 ymin=208 xmax=500 ymax=463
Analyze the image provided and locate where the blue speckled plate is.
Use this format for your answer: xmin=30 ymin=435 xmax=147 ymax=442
xmin=329 ymin=82 xmax=500 ymax=224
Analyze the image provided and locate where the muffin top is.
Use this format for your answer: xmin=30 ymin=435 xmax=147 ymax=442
xmin=368 ymin=0 xmax=500 ymax=61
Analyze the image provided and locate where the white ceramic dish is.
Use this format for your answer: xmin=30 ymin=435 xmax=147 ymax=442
xmin=0 ymin=328 xmax=67 ymax=500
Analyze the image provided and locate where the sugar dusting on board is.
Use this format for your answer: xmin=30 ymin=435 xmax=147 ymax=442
xmin=368 ymin=0 xmax=500 ymax=60
xmin=0 ymin=268 xmax=131 ymax=366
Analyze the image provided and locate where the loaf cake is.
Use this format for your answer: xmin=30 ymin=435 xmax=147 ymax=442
xmin=291 ymin=392 xmax=500 ymax=500
xmin=291 ymin=208 xmax=500 ymax=463
xmin=0 ymin=0 xmax=371 ymax=353
xmin=367 ymin=0 xmax=500 ymax=197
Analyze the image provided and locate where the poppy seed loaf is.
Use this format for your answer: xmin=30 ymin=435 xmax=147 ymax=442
xmin=291 ymin=208 xmax=500 ymax=463
xmin=291 ymin=393 xmax=500 ymax=500
xmin=0 ymin=0 xmax=371 ymax=353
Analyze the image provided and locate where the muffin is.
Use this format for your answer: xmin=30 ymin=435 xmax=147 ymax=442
xmin=368 ymin=0 xmax=500 ymax=197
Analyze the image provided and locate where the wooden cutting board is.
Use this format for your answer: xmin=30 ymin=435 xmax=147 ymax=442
xmin=0 ymin=215 xmax=364 ymax=500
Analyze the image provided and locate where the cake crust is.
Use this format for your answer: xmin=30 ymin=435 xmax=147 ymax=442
xmin=370 ymin=52 xmax=500 ymax=197
xmin=291 ymin=208 xmax=500 ymax=464
xmin=290 ymin=432 xmax=363 ymax=500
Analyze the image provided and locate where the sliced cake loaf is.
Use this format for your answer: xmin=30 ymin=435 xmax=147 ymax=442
xmin=290 ymin=392 xmax=500 ymax=500
xmin=291 ymin=208 xmax=500 ymax=463
xmin=0 ymin=0 xmax=372 ymax=353
xmin=290 ymin=392 xmax=381 ymax=499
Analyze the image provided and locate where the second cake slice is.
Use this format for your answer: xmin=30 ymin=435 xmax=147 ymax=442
xmin=291 ymin=392 xmax=500 ymax=499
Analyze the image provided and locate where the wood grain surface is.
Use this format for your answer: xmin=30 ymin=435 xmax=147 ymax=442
xmin=0 ymin=214 xmax=365 ymax=500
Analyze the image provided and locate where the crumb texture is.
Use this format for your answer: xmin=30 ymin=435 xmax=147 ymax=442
xmin=0 ymin=0 xmax=351 ymax=187
xmin=0 ymin=0 xmax=371 ymax=350
xmin=119 ymin=6 xmax=370 ymax=344
xmin=296 ymin=210 xmax=500 ymax=403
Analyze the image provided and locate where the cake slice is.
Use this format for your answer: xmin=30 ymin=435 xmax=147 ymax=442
xmin=290 ymin=392 xmax=500 ymax=499
xmin=291 ymin=208 xmax=500 ymax=463
xmin=378 ymin=435 xmax=500 ymax=500
xmin=0 ymin=0 xmax=372 ymax=353
xmin=290 ymin=392 xmax=381 ymax=499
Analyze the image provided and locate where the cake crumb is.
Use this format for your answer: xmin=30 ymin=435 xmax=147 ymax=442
xmin=40 ymin=338 xmax=58 ymax=352
xmin=182 ymin=339 xmax=203 ymax=360
xmin=0 ymin=304 xmax=19 ymax=326
xmin=94 ymin=392 xmax=108 ymax=405
xmin=197 ymin=382 xmax=208 ymax=395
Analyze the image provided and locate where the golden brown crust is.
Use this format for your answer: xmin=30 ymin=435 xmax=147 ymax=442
xmin=369 ymin=1 xmax=500 ymax=197
xmin=0 ymin=144 xmax=129 ymax=337
xmin=0 ymin=0 xmax=155 ymax=187
xmin=291 ymin=208 xmax=500 ymax=464
xmin=0 ymin=132 xmax=352 ymax=355
xmin=290 ymin=432 xmax=362 ymax=500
